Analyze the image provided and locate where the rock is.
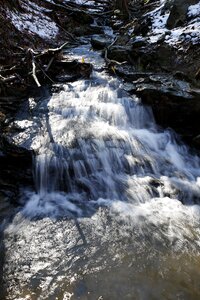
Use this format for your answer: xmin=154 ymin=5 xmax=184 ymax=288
xmin=107 ymin=45 xmax=132 ymax=62
xmin=173 ymin=71 xmax=191 ymax=82
xmin=91 ymin=35 xmax=112 ymax=50
xmin=55 ymin=74 xmax=79 ymax=82
xmin=166 ymin=0 xmax=199 ymax=29
xmin=0 ymin=191 xmax=15 ymax=221
xmin=156 ymin=33 xmax=166 ymax=44
xmin=74 ymin=25 xmax=104 ymax=36
xmin=111 ymin=20 xmax=124 ymax=30
xmin=131 ymin=36 xmax=148 ymax=48
xmin=0 ymin=135 xmax=33 ymax=163
xmin=90 ymin=25 xmax=104 ymax=34
xmin=115 ymin=34 xmax=130 ymax=46
xmin=104 ymin=0 xmax=200 ymax=150
xmin=71 ymin=10 xmax=93 ymax=25
xmin=0 ymin=96 xmax=27 ymax=119
xmin=133 ymin=75 xmax=200 ymax=144
xmin=195 ymin=68 xmax=200 ymax=81
xmin=114 ymin=64 xmax=153 ymax=81
xmin=0 ymin=136 xmax=34 ymax=204
xmin=132 ymin=42 xmax=177 ymax=72
xmin=133 ymin=17 xmax=152 ymax=36
xmin=0 ymin=112 xmax=6 ymax=124
xmin=49 ymin=60 xmax=93 ymax=82
xmin=126 ymin=39 xmax=200 ymax=82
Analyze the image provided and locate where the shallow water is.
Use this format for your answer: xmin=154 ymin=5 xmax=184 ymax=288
xmin=2 ymin=39 xmax=200 ymax=299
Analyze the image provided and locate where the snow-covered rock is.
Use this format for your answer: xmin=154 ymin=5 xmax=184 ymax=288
xmin=9 ymin=0 xmax=58 ymax=40
xmin=147 ymin=0 xmax=200 ymax=47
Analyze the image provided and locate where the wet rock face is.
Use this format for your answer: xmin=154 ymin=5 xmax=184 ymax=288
xmin=137 ymin=87 xmax=200 ymax=141
xmin=0 ymin=136 xmax=34 ymax=204
xmin=121 ymin=71 xmax=200 ymax=145
xmin=114 ymin=60 xmax=200 ymax=146
xmin=105 ymin=0 xmax=200 ymax=149
xmin=166 ymin=0 xmax=199 ymax=29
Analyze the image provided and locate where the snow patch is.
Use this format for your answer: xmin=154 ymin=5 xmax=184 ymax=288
xmin=188 ymin=2 xmax=200 ymax=17
xmin=165 ymin=22 xmax=200 ymax=46
xmin=9 ymin=1 xmax=58 ymax=40
xmin=23 ymin=0 xmax=52 ymax=13
xmin=11 ymin=12 xmax=58 ymax=39
xmin=147 ymin=1 xmax=200 ymax=46
xmin=147 ymin=5 xmax=169 ymax=43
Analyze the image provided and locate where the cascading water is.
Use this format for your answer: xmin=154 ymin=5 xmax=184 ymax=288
xmin=26 ymin=77 xmax=161 ymax=216
xmin=21 ymin=44 xmax=200 ymax=218
xmin=3 ymin=40 xmax=200 ymax=299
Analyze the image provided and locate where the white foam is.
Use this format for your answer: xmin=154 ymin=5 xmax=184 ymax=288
xmin=22 ymin=192 xmax=82 ymax=218
xmin=12 ymin=43 xmax=200 ymax=242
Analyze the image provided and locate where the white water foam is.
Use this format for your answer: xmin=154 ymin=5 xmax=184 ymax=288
xmin=10 ymin=42 xmax=200 ymax=247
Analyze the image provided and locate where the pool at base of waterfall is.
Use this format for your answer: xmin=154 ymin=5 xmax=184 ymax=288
xmin=3 ymin=198 xmax=200 ymax=300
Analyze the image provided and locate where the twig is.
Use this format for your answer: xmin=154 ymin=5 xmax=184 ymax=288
xmin=105 ymin=37 xmax=127 ymax=66
xmin=45 ymin=57 xmax=54 ymax=72
xmin=0 ymin=74 xmax=17 ymax=83
xmin=37 ymin=63 xmax=56 ymax=84
xmin=28 ymin=49 xmax=41 ymax=87
xmin=35 ymin=41 xmax=70 ymax=58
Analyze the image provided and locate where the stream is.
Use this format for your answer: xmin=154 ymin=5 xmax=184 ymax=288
xmin=2 ymin=31 xmax=200 ymax=299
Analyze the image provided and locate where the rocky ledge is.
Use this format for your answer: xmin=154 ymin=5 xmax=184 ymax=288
xmin=101 ymin=0 xmax=200 ymax=147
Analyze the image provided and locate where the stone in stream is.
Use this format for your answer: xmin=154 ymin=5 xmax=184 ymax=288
xmin=114 ymin=64 xmax=153 ymax=81
xmin=74 ymin=25 xmax=104 ymax=36
xmin=107 ymin=45 xmax=133 ymax=62
xmin=91 ymin=35 xmax=113 ymax=50
xmin=131 ymin=36 xmax=148 ymax=48
xmin=50 ymin=60 xmax=93 ymax=82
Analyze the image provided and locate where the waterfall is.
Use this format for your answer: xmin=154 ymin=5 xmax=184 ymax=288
xmin=15 ymin=44 xmax=200 ymax=219
xmin=4 ymin=36 xmax=200 ymax=300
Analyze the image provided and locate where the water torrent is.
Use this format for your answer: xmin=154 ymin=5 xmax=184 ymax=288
xmin=3 ymin=38 xmax=200 ymax=299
